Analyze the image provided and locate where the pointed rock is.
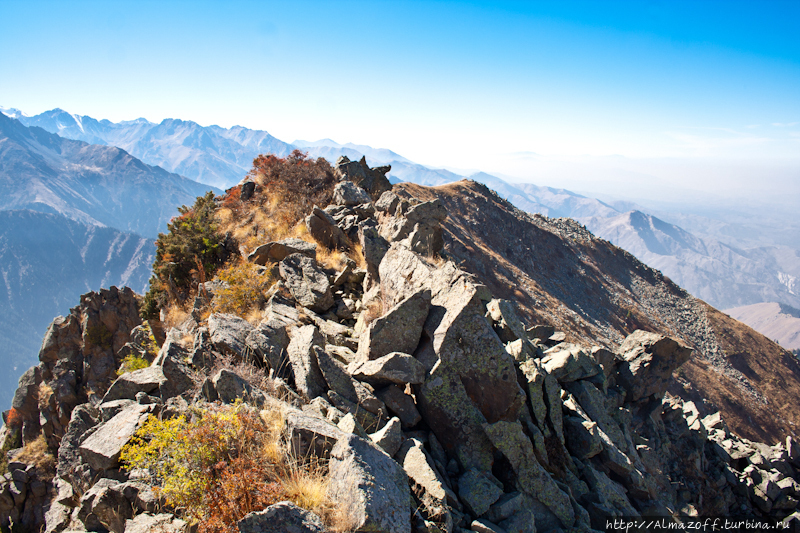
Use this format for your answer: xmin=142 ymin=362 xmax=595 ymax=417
xmin=279 ymin=253 xmax=335 ymax=312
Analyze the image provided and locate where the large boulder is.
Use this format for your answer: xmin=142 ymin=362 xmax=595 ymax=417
xmin=327 ymin=434 xmax=410 ymax=533
xmin=541 ymin=343 xmax=602 ymax=383
xmin=348 ymin=352 xmax=426 ymax=387
xmin=305 ymin=207 xmax=351 ymax=251
xmin=333 ymin=180 xmax=372 ymax=206
xmin=356 ymin=289 xmax=431 ymax=361
xmin=397 ymin=439 xmax=458 ymax=528
xmin=483 ymin=421 xmax=574 ymax=528
xmin=247 ymin=238 xmax=317 ymax=265
xmin=78 ymin=403 xmax=156 ymax=471
xmin=279 ymin=254 xmax=335 ymax=312
xmin=101 ymin=366 xmax=167 ymax=402
xmin=238 ymin=501 xmax=327 ymax=533
xmin=334 ymin=156 xmax=392 ymax=200
xmin=208 ymin=313 xmax=253 ymax=358
xmin=287 ymin=410 xmax=344 ymax=461
xmin=616 ymin=330 xmax=692 ymax=401
xmin=286 ymin=326 xmax=328 ymax=400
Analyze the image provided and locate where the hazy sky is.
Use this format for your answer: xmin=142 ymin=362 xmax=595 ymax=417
xmin=2 ymin=0 xmax=798 ymax=202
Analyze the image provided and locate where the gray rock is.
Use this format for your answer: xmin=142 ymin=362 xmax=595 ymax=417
xmin=327 ymin=434 xmax=410 ymax=533
xmin=357 ymin=290 xmax=431 ymax=361
xmin=616 ymin=330 xmax=692 ymax=401
xmin=581 ymin=461 xmax=637 ymax=516
xmin=102 ymin=366 xmax=166 ymax=402
xmin=528 ymin=325 xmax=555 ymax=341
xmin=287 ymin=410 xmax=344 ymax=461
xmin=398 ymin=438 xmax=459 ymax=526
xmin=563 ymin=416 xmax=603 ymax=460
xmin=305 ymin=207 xmax=351 ymax=251
xmin=280 ymin=253 xmax=335 ymax=312
xmin=57 ymin=403 xmax=100 ymax=480
xmin=327 ymin=390 xmax=385 ymax=433
xmin=487 ymin=299 xmax=530 ymax=344
xmin=315 ymin=346 xmax=360 ymax=404
xmin=333 ymin=180 xmax=372 ymax=206
xmin=349 ymin=352 xmax=426 ymax=387
xmin=44 ymin=501 xmax=72 ymax=533
xmin=238 ymin=501 xmax=327 ymax=533
xmin=124 ymin=513 xmax=189 ymax=533
xmin=483 ymin=421 xmax=574 ymax=528
xmin=211 ymin=369 xmax=269 ymax=405
xmin=287 ymin=325 xmax=328 ymax=400
xmin=248 ymin=238 xmax=317 ymax=265
xmin=208 ymin=313 xmax=254 ymax=357
xmin=375 ymin=191 xmax=400 ymax=214
xmin=541 ymin=343 xmax=602 ymax=383
xmin=78 ymin=403 xmax=154 ymax=471
xmin=458 ymin=468 xmax=504 ymax=517
xmin=376 ymin=384 xmax=422 ymax=428
xmin=334 ymin=156 xmax=393 ymax=200
xmin=518 ymin=359 xmax=547 ymax=428
xmin=338 ymin=412 xmax=369 ymax=438
xmin=359 ymin=225 xmax=391 ymax=284
xmin=370 ymin=417 xmax=403 ymax=457
xmin=153 ymin=340 xmax=195 ymax=400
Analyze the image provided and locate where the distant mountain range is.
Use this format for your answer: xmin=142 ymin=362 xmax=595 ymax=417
xmin=3 ymin=105 xmax=798 ymax=358
xmin=0 ymin=113 xmax=218 ymax=407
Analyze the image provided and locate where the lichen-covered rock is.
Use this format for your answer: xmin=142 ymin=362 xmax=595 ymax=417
xmin=486 ymin=299 xmax=530 ymax=344
xmin=286 ymin=325 xmax=328 ymax=400
xmin=369 ymin=416 xmax=402 ymax=457
xmin=78 ymin=403 xmax=155 ymax=471
xmin=334 ymin=156 xmax=392 ymax=200
xmin=102 ymin=366 xmax=167 ymax=403
xmin=375 ymin=384 xmax=422 ymax=428
xmin=397 ymin=438 xmax=458 ymax=526
xmin=248 ymin=238 xmax=317 ymax=265
xmin=483 ymin=420 xmax=574 ymax=528
xmin=305 ymin=207 xmax=351 ymax=251
xmin=348 ymin=352 xmax=426 ymax=387
xmin=333 ymin=180 xmax=372 ymax=206
xmin=124 ymin=513 xmax=189 ymax=533
xmin=287 ymin=410 xmax=344 ymax=461
xmin=616 ymin=330 xmax=692 ymax=401
xmin=208 ymin=313 xmax=253 ymax=357
xmin=238 ymin=501 xmax=327 ymax=533
xmin=356 ymin=289 xmax=431 ymax=361
xmin=327 ymin=434 xmax=410 ymax=533
xmin=457 ymin=468 xmax=503 ymax=517
xmin=279 ymin=254 xmax=335 ymax=312
xmin=541 ymin=343 xmax=602 ymax=383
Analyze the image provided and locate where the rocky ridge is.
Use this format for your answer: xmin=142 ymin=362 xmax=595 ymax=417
xmin=1 ymin=158 xmax=799 ymax=532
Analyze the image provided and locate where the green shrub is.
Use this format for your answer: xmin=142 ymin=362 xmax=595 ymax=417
xmin=142 ymin=191 xmax=228 ymax=319
xmin=117 ymin=353 xmax=151 ymax=376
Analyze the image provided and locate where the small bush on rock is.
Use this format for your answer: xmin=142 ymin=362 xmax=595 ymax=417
xmin=120 ymin=403 xmax=339 ymax=533
xmin=211 ymin=261 xmax=273 ymax=317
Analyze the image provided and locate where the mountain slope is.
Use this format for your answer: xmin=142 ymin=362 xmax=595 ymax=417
xmin=0 ymin=209 xmax=154 ymax=408
xmin=14 ymin=109 xmax=294 ymax=189
xmin=397 ymin=179 xmax=800 ymax=443
xmin=0 ymin=113 xmax=217 ymax=238
xmin=725 ymin=302 xmax=800 ymax=350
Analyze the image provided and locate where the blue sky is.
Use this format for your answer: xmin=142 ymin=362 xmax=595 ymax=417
xmin=1 ymin=0 xmax=798 ymax=201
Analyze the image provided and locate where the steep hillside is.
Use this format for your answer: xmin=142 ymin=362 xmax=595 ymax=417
xmin=3 ymin=159 xmax=798 ymax=532
xmin=0 ymin=113 xmax=216 ymax=238
xmin=0 ymin=210 xmax=153 ymax=408
xmin=725 ymin=302 xmax=800 ymax=350
xmin=396 ymin=180 xmax=800 ymax=444
xmin=13 ymin=109 xmax=294 ymax=189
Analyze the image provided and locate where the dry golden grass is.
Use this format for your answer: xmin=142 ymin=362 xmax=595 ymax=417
xmin=38 ymin=382 xmax=54 ymax=410
xmin=163 ymin=304 xmax=190 ymax=330
xmin=211 ymin=260 xmax=273 ymax=318
xmin=16 ymin=434 xmax=56 ymax=481
xmin=316 ymin=247 xmax=349 ymax=271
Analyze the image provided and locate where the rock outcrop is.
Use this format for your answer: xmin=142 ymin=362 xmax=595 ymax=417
xmin=2 ymin=166 xmax=799 ymax=533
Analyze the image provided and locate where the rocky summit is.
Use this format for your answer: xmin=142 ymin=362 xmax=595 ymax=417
xmin=2 ymin=156 xmax=799 ymax=533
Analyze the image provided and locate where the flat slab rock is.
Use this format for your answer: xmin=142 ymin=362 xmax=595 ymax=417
xmin=125 ymin=513 xmax=189 ymax=533
xmin=238 ymin=501 xmax=326 ymax=533
xmin=78 ymin=403 xmax=155 ymax=471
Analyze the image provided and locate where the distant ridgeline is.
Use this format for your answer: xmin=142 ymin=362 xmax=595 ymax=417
xmin=2 ymin=153 xmax=799 ymax=532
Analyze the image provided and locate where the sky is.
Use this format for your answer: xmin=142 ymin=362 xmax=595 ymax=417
xmin=1 ymin=0 xmax=799 ymax=205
